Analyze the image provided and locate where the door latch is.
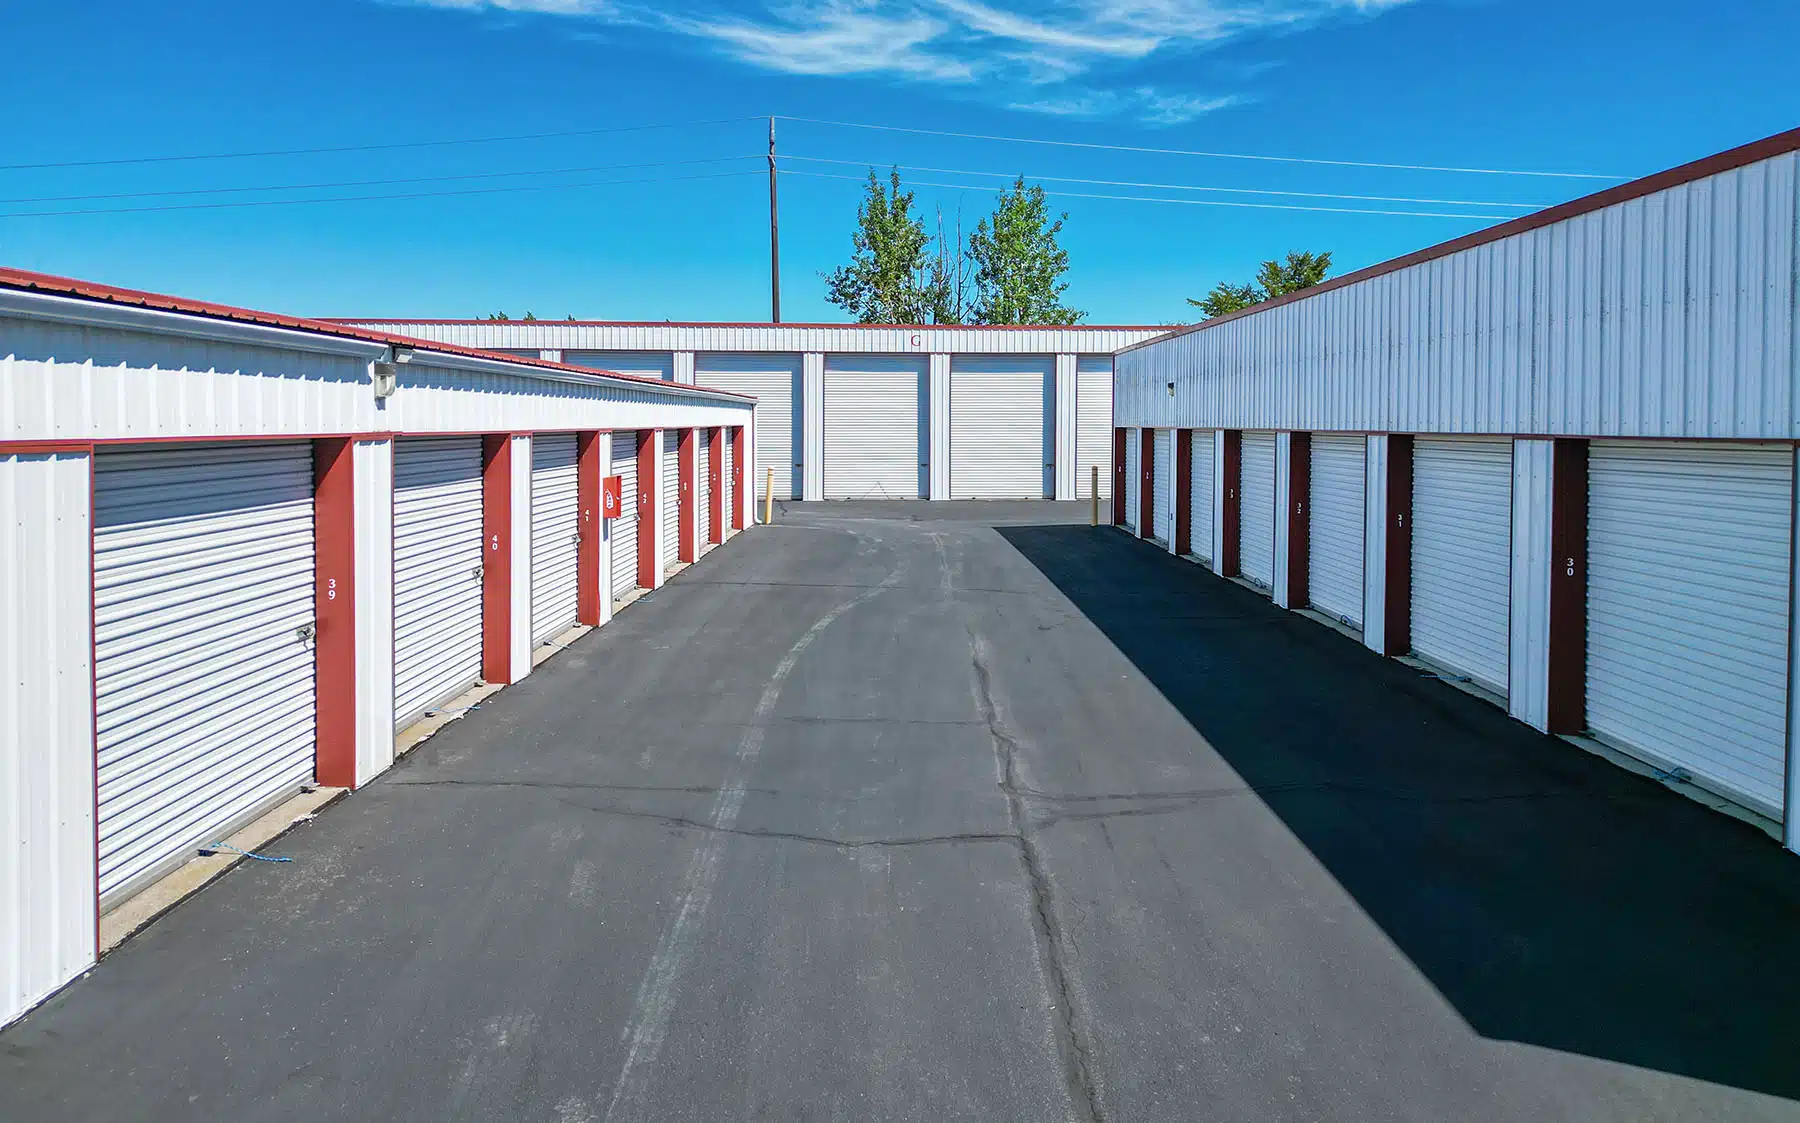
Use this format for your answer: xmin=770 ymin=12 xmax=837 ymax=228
xmin=295 ymin=623 xmax=317 ymax=647
xmin=471 ymin=564 xmax=485 ymax=580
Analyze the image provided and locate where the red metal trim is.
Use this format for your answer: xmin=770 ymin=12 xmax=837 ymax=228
xmin=1547 ymin=439 xmax=1589 ymax=733
xmin=677 ymin=428 xmax=696 ymax=563
xmin=635 ymin=431 xmax=657 ymax=588
xmin=312 ymin=438 xmax=357 ymax=788
xmin=1138 ymin=429 xmax=1155 ymax=540
xmin=576 ymin=431 xmax=603 ymax=626
xmin=1384 ymin=435 xmax=1414 ymax=656
xmin=1219 ymin=432 xmax=1242 ymax=577
xmin=0 ymin=440 xmax=94 ymax=454
xmin=1118 ymin=126 xmax=1800 ymax=356
xmin=1112 ymin=429 xmax=1127 ymax=526
xmin=328 ymin=318 xmax=1163 ymax=332
xmin=1287 ymin=433 xmax=1311 ymax=608
xmin=481 ymin=435 xmax=514 ymax=683
xmin=1174 ymin=429 xmax=1192 ymax=556
xmin=707 ymin=428 xmax=725 ymax=545
xmin=731 ymin=426 xmax=747 ymax=530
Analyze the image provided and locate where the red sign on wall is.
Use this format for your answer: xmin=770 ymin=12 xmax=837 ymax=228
xmin=601 ymin=475 xmax=623 ymax=517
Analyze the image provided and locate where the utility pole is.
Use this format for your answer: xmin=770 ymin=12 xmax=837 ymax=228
xmin=767 ymin=117 xmax=782 ymax=324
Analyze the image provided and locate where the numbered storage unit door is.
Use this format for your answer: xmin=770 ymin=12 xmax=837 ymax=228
xmin=1075 ymin=357 xmax=1113 ymax=501
xmin=563 ymin=350 xmax=674 ymax=382
xmin=662 ymin=434 xmax=681 ymax=575
xmin=393 ymin=438 xmax=486 ymax=730
xmin=611 ymin=432 xmax=641 ymax=599
xmin=697 ymin=429 xmax=714 ymax=548
xmin=1189 ymin=430 xmax=1215 ymax=561
xmin=1410 ymin=437 xmax=1511 ymax=694
xmin=530 ymin=434 xmax=580 ymax=645
xmin=1587 ymin=442 xmax=1793 ymax=816
xmin=93 ymin=442 xmax=318 ymax=901
xmin=823 ymin=354 xmax=926 ymax=499
xmin=698 ymin=354 xmax=800 ymax=501
xmin=1239 ymin=432 xmax=1277 ymax=589
xmin=1150 ymin=430 xmax=1173 ymax=545
xmin=1123 ymin=430 xmax=1141 ymax=533
xmin=949 ymin=355 xmax=1054 ymax=498
xmin=1308 ymin=435 xmax=1366 ymax=628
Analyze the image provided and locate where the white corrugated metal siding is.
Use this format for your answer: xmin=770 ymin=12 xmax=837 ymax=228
xmin=1 ymin=451 xmax=96 ymax=1027
xmin=1308 ymin=435 xmax=1366 ymax=627
xmin=697 ymin=354 xmax=799 ymax=501
xmin=1123 ymin=431 xmax=1141 ymax=533
xmin=1076 ymin=357 xmax=1113 ymax=501
xmin=93 ymin=443 xmax=317 ymax=901
xmin=662 ymin=435 xmax=680 ymax=574
xmin=1112 ymin=152 xmax=1799 ymax=441
xmin=950 ymin=356 xmax=1054 ymax=498
xmin=1240 ymin=432 xmax=1276 ymax=588
xmin=563 ymin=350 xmax=673 ymax=381
xmin=698 ymin=429 xmax=713 ymax=547
xmin=1411 ymin=437 xmax=1512 ymax=693
xmin=1587 ymin=441 xmax=1792 ymax=815
xmin=1189 ymin=430 xmax=1215 ymax=560
xmin=393 ymin=437 xmax=485 ymax=728
xmin=530 ymin=434 xmax=580 ymax=644
xmin=822 ymin=355 xmax=924 ymax=499
xmin=1151 ymin=430 xmax=1172 ymax=544
xmin=611 ymin=432 xmax=640 ymax=598
xmin=360 ymin=322 xmax=1161 ymax=357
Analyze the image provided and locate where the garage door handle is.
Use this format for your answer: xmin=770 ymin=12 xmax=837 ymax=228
xmin=470 ymin=565 xmax=484 ymax=580
xmin=295 ymin=623 xmax=317 ymax=646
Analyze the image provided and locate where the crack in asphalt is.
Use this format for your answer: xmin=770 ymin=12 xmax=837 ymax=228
xmin=550 ymin=800 xmax=1018 ymax=849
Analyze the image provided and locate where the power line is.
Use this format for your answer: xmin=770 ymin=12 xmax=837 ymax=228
xmin=781 ymin=154 xmax=1545 ymax=209
xmin=0 ymin=116 xmax=763 ymax=172
xmin=0 ymin=169 xmax=765 ymax=219
xmin=0 ymin=155 xmax=761 ymax=205
xmin=784 ymin=170 xmax=1516 ymax=220
xmin=775 ymin=115 xmax=1624 ymax=180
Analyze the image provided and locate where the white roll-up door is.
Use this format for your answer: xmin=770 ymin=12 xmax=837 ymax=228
xmin=823 ymin=355 xmax=925 ymax=499
xmin=1076 ymin=357 xmax=1113 ymax=501
xmin=1123 ymin=431 xmax=1141 ymax=533
xmin=1151 ymin=430 xmax=1172 ymax=545
xmin=393 ymin=437 xmax=486 ymax=730
xmin=563 ymin=350 xmax=673 ymax=381
xmin=1587 ymin=441 xmax=1792 ymax=816
xmin=662 ymin=435 xmax=680 ymax=575
xmin=722 ymin=432 xmax=735 ymax=534
xmin=530 ymin=434 xmax=580 ymax=645
xmin=698 ymin=354 xmax=799 ymax=501
xmin=1309 ymin=435 xmax=1366 ymax=627
xmin=611 ymin=432 xmax=640 ymax=599
xmin=698 ymin=429 xmax=713 ymax=548
xmin=1240 ymin=432 xmax=1276 ymax=589
xmin=93 ymin=442 xmax=317 ymax=900
xmin=1190 ymin=430 xmax=1215 ymax=561
xmin=950 ymin=356 xmax=1053 ymax=498
xmin=1411 ymin=437 xmax=1511 ymax=693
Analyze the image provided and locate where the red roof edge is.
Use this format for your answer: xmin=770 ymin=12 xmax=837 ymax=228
xmin=0 ymin=266 xmax=758 ymax=402
xmin=1117 ymin=124 xmax=1800 ymax=355
xmin=318 ymin=318 xmax=1167 ymax=331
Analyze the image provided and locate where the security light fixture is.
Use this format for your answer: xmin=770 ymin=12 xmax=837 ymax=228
xmin=1166 ymin=381 xmax=1175 ymax=397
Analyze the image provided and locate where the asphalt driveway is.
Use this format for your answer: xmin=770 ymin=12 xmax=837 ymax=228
xmin=3 ymin=501 xmax=1797 ymax=1122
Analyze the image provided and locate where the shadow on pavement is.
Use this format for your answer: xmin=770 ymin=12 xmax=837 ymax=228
xmin=996 ymin=522 xmax=1800 ymax=1102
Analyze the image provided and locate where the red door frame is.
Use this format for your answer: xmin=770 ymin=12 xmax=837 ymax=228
xmin=635 ymin=431 xmax=656 ymax=588
xmin=1219 ymin=431 xmax=1242 ymax=576
xmin=312 ymin=437 xmax=356 ymax=787
xmin=1138 ymin=429 xmax=1155 ymax=540
xmin=481 ymin=434 xmax=515 ymax=683
xmin=707 ymin=428 xmax=725 ymax=544
xmin=1112 ymin=429 xmax=1127 ymax=525
xmin=731 ymin=426 xmax=747 ymax=530
xmin=1286 ymin=433 xmax=1311 ymax=608
xmin=576 ymin=430 xmax=604 ymax=625
xmin=1174 ymin=429 xmax=1192 ymax=556
xmin=677 ymin=428 xmax=696 ymax=562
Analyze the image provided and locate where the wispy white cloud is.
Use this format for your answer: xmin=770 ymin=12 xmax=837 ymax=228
xmin=395 ymin=0 xmax=1417 ymax=123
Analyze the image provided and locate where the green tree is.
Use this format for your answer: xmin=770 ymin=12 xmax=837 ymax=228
xmin=1256 ymin=251 xmax=1332 ymax=298
xmin=1186 ymin=250 xmax=1333 ymax=319
xmin=1187 ymin=281 xmax=1262 ymax=319
xmin=967 ymin=177 xmax=1083 ymax=325
xmin=824 ymin=169 xmax=937 ymax=324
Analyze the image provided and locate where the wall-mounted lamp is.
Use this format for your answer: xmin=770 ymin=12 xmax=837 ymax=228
xmin=372 ymin=344 xmax=414 ymax=400
xmin=1166 ymin=381 xmax=1175 ymax=397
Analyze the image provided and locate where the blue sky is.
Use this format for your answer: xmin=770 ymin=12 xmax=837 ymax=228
xmin=0 ymin=0 xmax=1793 ymax=325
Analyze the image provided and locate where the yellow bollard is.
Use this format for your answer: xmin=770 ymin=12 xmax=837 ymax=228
xmin=1091 ymin=465 xmax=1100 ymax=526
xmin=764 ymin=467 xmax=775 ymax=524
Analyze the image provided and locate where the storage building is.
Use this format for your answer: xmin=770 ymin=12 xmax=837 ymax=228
xmin=0 ymin=268 xmax=757 ymax=1028
xmin=333 ymin=321 xmax=1165 ymax=503
xmin=1113 ymin=126 xmax=1800 ymax=854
